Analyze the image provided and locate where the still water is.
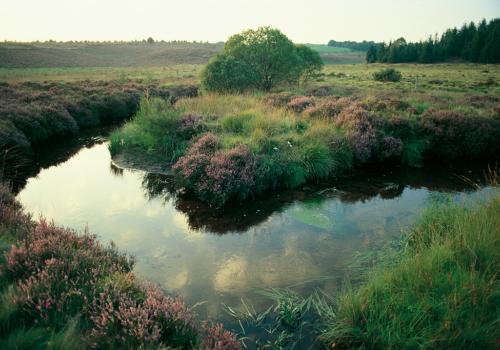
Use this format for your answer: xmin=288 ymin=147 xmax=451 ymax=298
xmin=15 ymin=129 xmax=493 ymax=323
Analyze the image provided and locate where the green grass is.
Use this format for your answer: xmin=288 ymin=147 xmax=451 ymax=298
xmin=322 ymin=194 xmax=500 ymax=349
xmin=305 ymin=44 xmax=352 ymax=53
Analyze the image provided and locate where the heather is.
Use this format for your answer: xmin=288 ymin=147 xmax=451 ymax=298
xmin=0 ymin=184 xmax=241 ymax=349
xmin=110 ymin=89 xmax=500 ymax=206
xmin=0 ymin=81 xmax=197 ymax=156
xmin=320 ymin=193 xmax=500 ymax=349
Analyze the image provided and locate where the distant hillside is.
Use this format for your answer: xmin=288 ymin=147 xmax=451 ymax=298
xmin=0 ymin=41 xmax=364 ymax=68
xmin=0 ymin=42 xmax=224 ymax=68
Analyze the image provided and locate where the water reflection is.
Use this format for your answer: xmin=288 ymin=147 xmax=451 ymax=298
xmin=141 ymin=165 xmax=486 ymax=234
xmin=13 ymin=129 xmax=495 ymax=323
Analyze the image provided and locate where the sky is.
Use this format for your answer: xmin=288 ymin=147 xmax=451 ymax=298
xmin=1 ymin=0 xmax=499 ymax=44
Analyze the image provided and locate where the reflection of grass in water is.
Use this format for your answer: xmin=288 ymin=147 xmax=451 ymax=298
xmin=287 ymin=198 xmax=334 ymax=231
xmin=224 ymin=288 xmax=335 ymax=349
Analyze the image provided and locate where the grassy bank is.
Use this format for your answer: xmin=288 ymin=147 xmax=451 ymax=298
xmin=0 ymin=81 xmax=197 ymax=159
xmin=321 ymin=193 xmax=500 ymax=349
xmin=0 ymin=183 xmax=241 ymax=349
xmin=110 ymin=87 xmax=500 ymax=206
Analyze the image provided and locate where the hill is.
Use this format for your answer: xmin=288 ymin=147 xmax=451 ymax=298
xmin=0 ymin=41 xmax=365 ymax=68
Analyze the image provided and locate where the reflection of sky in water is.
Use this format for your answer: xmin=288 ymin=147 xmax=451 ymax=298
xmin=17 ymin=143 xmax=493 ymax=320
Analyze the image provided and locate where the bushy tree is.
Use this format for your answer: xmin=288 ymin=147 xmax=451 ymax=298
xmin=201 ymin=27 xmax=323 ymax=92
xmin=201 ymin=55 xmax=256 ymax=93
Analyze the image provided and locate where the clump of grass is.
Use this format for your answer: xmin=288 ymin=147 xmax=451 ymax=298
xmin=321 ymin=194 xmax=500 ymax=349
xmin=224 ymin=288 xmax=335 ymax=349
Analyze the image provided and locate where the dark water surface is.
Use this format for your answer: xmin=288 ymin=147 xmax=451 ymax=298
xmin=14 ymin=128 xmax=494 ymax=323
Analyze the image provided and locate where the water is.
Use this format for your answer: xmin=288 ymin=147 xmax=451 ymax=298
xmin=14 ymin=128 xmax=494 ymax=323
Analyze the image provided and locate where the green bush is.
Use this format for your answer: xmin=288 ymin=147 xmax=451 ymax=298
xmin=201 ymin=55 xmax=257 ymax=93
xmin=373 ymin=68 xmax=402 ymax=82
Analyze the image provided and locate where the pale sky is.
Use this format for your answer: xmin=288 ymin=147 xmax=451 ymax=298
xmin=1 ymin=0 xmax=499 ymax=44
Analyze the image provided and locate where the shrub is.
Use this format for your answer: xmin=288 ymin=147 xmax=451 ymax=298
xmin=200 ymin=144 xmax=257 ymax=207
xmin=335 ymin=105 xmax=383 ymax=163
xmin=200 ymin=323 xmax=242 ymax=350
xmin=287 ymin=96 xmax=314 ymax=113
xmin=261 ymin=92 xmax=296 ymax=108
xmin=419 ymin=109 xmax=500 ymax=159
xmin=201 ymin=55 xmax=257 ymax=93
xmin=373 ymin=68 xmax=402 ymax=82
xmin=173 ymin=133 xmax=221 ymax=187
xmin=90 ymin=283 xmax=196 ymax=348
xmin=304 ymin=97 xmax=352 ymax=118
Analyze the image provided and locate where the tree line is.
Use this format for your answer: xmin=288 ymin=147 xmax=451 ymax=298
xmin=366 ymin=18 xmax=500 ymax=64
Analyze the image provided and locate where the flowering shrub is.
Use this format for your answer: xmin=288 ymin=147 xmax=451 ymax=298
xmin=173 ymin=133 xmax=221 ymax=186
xmin=0 ymin=184 xmax=32 ymax=244
xmin=304 ymin=97 xmax=352 ymax=118
xmin=419 ymin=109 xmax=500 ymax=159
xmin=335 ymin=105 xmax=384 ymax=163
xmin=174 ymin=135 xmax=258 ymax=207
xmin=90 ymin=282 xmax=196 ymax=348
xmin=287 ymin=96 xmax=314 ymax=113
xmin=200 ymin=144 xmax=257 ymax=207
xmin=5 ymin=220 xmax=134 ymax=328
xmin=200 ymin=323 xmax=242 ymax=350
xmin=379 ymin=136 xmax=404 ymax=159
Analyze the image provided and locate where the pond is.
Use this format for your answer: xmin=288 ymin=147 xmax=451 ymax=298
xmin=14 ymin=128 xmax=494 ymax=326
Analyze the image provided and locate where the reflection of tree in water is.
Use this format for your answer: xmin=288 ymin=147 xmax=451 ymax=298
xmin=141 ymin=163 xmax=492 ymax=235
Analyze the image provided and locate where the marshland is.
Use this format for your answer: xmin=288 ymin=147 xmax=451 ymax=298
xmin=1 ymin=3 xmax=499 ymax=349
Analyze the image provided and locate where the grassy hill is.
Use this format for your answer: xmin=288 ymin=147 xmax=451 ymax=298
xmin=0 ymin=42 xmax=224 ymax=68
xmin=0 ymin=41 xmax=365 ymax=68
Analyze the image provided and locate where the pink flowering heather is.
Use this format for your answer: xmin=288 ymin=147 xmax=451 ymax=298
xmin=200 ymin=323 xmax=242 ymax=350
xmin=380 ymin=136 xmax=404 ymax=159
xmin=335 ymin=104 xmax=384 ymax=163
xmin=419 ymin=108 xmax=500 ymax=159
xmin=304 ymin=97 xmax=352 ymax=118
xmin=90 ymin=283 xmax=196 ymax=348
xmin=173 ymin=133 xmax=221 ymax=184
xmin=287 ymin=96 xmax=314 ymax=113
xmin=200 ymin=144 xmax=257 ymax=207
xmin=0 ymin=183 xmax=32 ymax=239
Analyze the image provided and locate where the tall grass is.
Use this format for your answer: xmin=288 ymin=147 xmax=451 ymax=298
xmin=321 ymin=194 xmax=500 ymax=349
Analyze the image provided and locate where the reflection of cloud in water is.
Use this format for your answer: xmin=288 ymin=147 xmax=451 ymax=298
xmin=165 ymin=270 xmax=190 ymax=290
xmin=214 ymin=255 xmax=248 ymax=292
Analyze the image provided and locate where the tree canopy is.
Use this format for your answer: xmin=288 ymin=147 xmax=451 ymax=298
xmin=201 ymin=27 xmax=323 ymax=92
xmin=366 ymin=18 xmax=500 ymax=64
